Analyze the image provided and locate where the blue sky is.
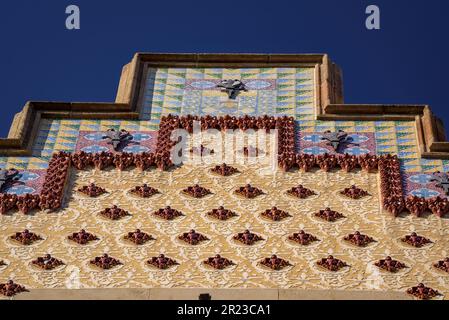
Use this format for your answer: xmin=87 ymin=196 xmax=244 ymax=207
xmin=0 ymin=0 xmax=448 ymax=136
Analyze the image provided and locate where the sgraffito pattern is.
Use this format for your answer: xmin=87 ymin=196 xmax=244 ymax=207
xmin=0 ymin=165 xmax=447 ymax=297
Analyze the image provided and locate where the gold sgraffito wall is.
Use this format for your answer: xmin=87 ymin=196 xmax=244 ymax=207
xmin=1 ymin=163 xmax=448 ymax=298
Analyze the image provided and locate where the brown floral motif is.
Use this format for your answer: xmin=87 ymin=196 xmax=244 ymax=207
xmin=407 ymin=283 xmax=440 ymax=300
xmin=427 ymin=197 xmax=449 ymax=217
xmin=63 ymin=116 xmax=414 ymax=224
xmin=279 ymin=155 xmax=296 ymax=172
xmin=433 ymin=258 xmax=449 ymax=273
xmin=340 ymin=185 xmax=369 ymax=199
xmin=10 ymin=229 xmax=43 ymax=246
xmin=182 ymin=184 xmax=212 ymax=198
xmin=401 ymin=232 xmax=433 ymax=248
xmin=103 ymin=129 xmax=133 ymax=151
xmin=154 ymin=116 xmax=185 ymax=170
xmin=39 ymin=151 xmax=71 ymax=211
xmin=314 ymin=207 xmax=345 ymax=222
xmin=71 ymin=151 xmax=93 ymax=170
xmin=286 ymin=185 xmax=316 ymax=199
xmin=233 ymin=230 xmax=264 ymax=246
xmin=288 ymin=230 xmax=319 ymax=246
xmin=260 ymin=207 xmax=291 ymax=221
xmin=147 ymin=254 xmax=179 ymax=270
xmin=90 ymin=254 xmax=122 ymax=270
xmin=0 ymin=194 xmax=17 ymax=215
xmin=78 ymin=183 xmax=107 ymax=198
xmin=99 ymin=205 xmax=130 ymax=220
xmin=317 ymin=255 xmax=348 ymax=272
xmin=0 ymin=280 xmax=28 ymax=297
xmin=16 ymin=194 xmax=41 ymax=214
xmin=405 ymin=196 xmax=428 ymax=217
xmin=203 ymin=255 xmax=235 ymax=270
xmin=235 ymin=184 xmax=264 ymax=199
xmin=32 ymin=254 xmax=65 ymax=270
xmin=0 ymin=260 xmax=6 ymax=267
xmin=216 ymin=79 xmax=245 ymax=100
xmin=130 ymin=184 xmax=159 ymax=198
xmin=68 ymin=229 xmax=99 ymax=245
xmin=343 ymin=231 xmax=376 ymax=247
xmin=210 ymin=163 xmax=239 ymax=176
xmin=259 ymin=255 xmax=292 ymax=271
xmin=321 ymin=130 xmax=350 ymax=152
xmin=124 ymin=229 xmax=154 ymax=245
xmin=207 ymin=206 xmax=237 ymax=221
xmin=152 ymin=152 xmax=173 ymax=171
xmin=379 ymin=155 xmax=405 ymax=217
xmin=153 ymin=206 xmax=184 ymax=220
xmin=178 ymin=230 xmax=209 ymax=245
xmin=374 ymin=256 xmax=408 ymax=273
xmin=277 ymin=117 xmax=296 ymax=166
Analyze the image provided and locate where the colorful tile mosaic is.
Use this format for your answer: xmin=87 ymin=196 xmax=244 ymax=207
xmin=0 ymin=67 xmax=447 ymax=199
xmin=142 ymin=67 xmax=316 ymax=120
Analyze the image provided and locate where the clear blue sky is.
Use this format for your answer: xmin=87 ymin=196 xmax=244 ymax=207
xmin=1 ymin=0 xmax=448 ymax=136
